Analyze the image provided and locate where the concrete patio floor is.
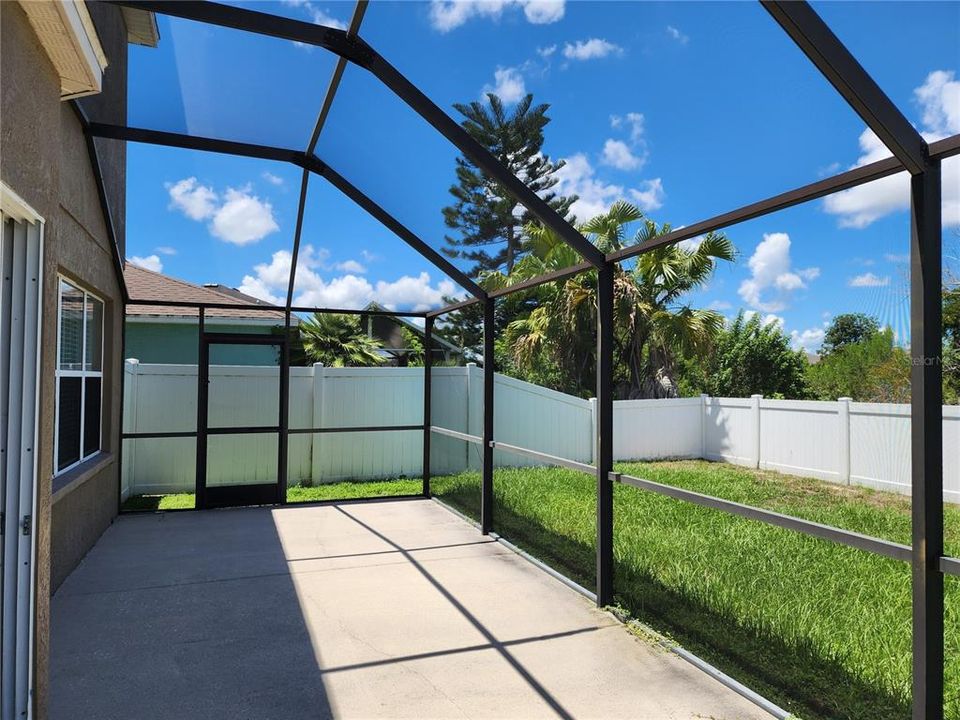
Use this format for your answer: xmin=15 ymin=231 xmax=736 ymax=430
xmin=51 ymin=497 xmax=773 ymax=720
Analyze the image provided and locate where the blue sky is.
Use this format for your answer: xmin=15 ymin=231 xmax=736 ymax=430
xmin=124 ymin=0 xmax=959 ymax=352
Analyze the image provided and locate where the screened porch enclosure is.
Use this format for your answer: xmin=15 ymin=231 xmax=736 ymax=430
xmin=67 ymin=1 xmax=960 ymax=718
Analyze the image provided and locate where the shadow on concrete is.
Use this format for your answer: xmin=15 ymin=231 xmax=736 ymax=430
xmin=50 ymin=509 xmax=334 ymax=720
xmin=333 ymin=504 xmax=577 ymax=719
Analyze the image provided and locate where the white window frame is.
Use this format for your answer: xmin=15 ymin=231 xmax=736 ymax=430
xmin=53 ymin=276 xmax=104 ymax=476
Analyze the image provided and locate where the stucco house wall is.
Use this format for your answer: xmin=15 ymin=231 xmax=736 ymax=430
xmin=1 ymin=3 xmax=130 ymax=716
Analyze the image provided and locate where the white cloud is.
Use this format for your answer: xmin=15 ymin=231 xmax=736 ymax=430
xmin=916 ymin=69 xmax=960 ymax=137
xmin=209 ymin=187 xmax=279 ymax=246
xmin=166 ymin=178 xmax=280 ymax=246
xmin=537 ymin=44 xmax=557 ymax=58
xmin=521 ymin=0 xmax=564 ymax=24
xmin=738 ymin=232 xmax=819 ymax=313
xmin=848 ymin=272 xmax=891 ymax=287
xmin=629 ymin=179 xmax=665 ymax=212
xmin=708 ymin=299 xmax=732 ymax=311
xmin=562 ymin=38 xmax=623 ymax=61
xmin=743 ymin=310 xmax=784 ymax=329
xmin=336 ymin=260 xmax=367 ymax=274
xmin=791 ymin=327 xmax=825 ymax=353
xmin=166 ymin=177 xmax=217 ymax=221
xmin=884 ymin=253 xmax=909 ymax=263
xmin=282 ymin=0 xmax=346 ymax=29
xmin=601 ymin=139 xmax=643 ymax=171
xmin=554 ymin=153 xmax=664 ymax=219
xmin=429 ymin=0 xmax=563 ymax=32
xmin=361 ymin=249 xmax=382 ymax=263
xmin=823 ymin=69 xmax=960 ymax=228
xmin=666 ymin=25 xmax=689 ymax=45
xmin=155 ymin=246 xmax=177 ymax=256
xmin=262 ymin=172 xmax=284 ymax=186
xmin=481 ymin=66 xmax=526 ymax=103
xmin=610 ymin=112 xmax=645 ymax=144
xmin=239 ymin=244 xmax=457 ymax=311
xmin=128 ymin=254 xmax=163 ymax=273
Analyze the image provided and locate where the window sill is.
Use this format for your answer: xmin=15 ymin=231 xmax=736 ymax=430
xmin=52 ymin=452 xmax=114 ymax=505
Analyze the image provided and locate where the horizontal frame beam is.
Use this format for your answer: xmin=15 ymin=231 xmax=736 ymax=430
xmin=426 ymin=297 xmax=482 ymax=319
xmin=288 ymin=424 xmax=424 ymax=435
xmin=488 ymin=261 xmax=595 ymax=299
xmin=490 ymin=441 xmax=595 ymax=475
xmin=430 ymin=426 xmax=482 ymax=444
xmin=206 ymin=426 xmax=280 ymax=435
xmin=613 ymin=472 xmax=912 ymax=562
xmin=110 ymin=0 xmax=371 ymax=64
xmin=126 ymin=297 xmax=426 ymax=317
xmin=608 ymin=154 xmax=903 ymax=264
xmin=89 ymin=122 xmax=303 ymax=164
xmin=762 ymin=1 xmax=927 ymax=175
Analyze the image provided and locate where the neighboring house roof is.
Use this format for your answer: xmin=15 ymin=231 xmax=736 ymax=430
xmin=125 ymin=263 xmax=294 ymax=323
xmin=362 ymin=301 xmax=461 ymax=355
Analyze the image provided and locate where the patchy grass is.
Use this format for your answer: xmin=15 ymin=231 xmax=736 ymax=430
xmin=121 ymin=493 xmax=195 ymax=511
xmin=286 ymin=479 xmax=423 ymax=502
xmin=431 ymin=460 xmax=960 ymax=720
xmin=121 ymin=479 xmax=423 ymax=512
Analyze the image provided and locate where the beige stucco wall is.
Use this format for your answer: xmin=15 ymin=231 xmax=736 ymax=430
xmin=0 ymin=3 xmax=128 ymax=717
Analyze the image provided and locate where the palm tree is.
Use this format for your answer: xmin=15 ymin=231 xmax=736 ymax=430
xmin=487 ymin=201 xmax=735 ymax=398
xmin=297 ymin=313 xmax=385 ymax=367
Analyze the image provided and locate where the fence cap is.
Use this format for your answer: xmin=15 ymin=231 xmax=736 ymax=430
xmin=125 ymin=358 xmax=140 ymax=365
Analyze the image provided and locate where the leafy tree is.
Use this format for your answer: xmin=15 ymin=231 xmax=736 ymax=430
xmin=399 ymin=326 xmax=424 ymax=367
xmin=488 ymin=202 xmax=735 ymax=399
xmin=442 ymin=93 xmax=574 ymax=275
xmin=703 ymin=312 xmax=809 ymax=398
xmin=806 ymin=328 xmax=909 ymax=401
xmin=297 ymin=313 xmax=384 ymax=367
xmin=820 ymin=312 xmax=880 ymax=355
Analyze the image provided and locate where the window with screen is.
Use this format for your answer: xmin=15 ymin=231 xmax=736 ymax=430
xmin=55 ymin=278 xmax=104 ymax=473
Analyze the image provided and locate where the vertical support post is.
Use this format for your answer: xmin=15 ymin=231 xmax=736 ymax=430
xmin=195 ymin=308 xmax=207 ymax=510
xmin=911 ymin=160 xmax=943 ymax=720
xmin=838 ymin=397 xmax=852 ymax=484
xmin=751 ymin=394 xmax=763 ymax=469
xmin=481 ymin=297 xmax=495 ymax=535
xmin=596 ymin=262 xmax=615 ymax=607
xmin=278 ymin=310 xmax=291 ymax=505
xmin=422 ymin=316 xmax=433 ymax=497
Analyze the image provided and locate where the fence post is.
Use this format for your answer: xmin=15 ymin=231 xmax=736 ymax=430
xmin=751 ymin=394 xmax=762 ymax=469
xmin=481 ymin=299 xmax=495 ymax=534
xmin=589 ymin=397 xmax=598 ymax=465
xmin=123 ymin=359 xmax=140 ymax=499
xmin=311 ymin=363 xmax=325 ymax=485
xmin=700 ymin=393 xmax=709 ymax=460
xmin=466 ymin=362 xmax=476 ymax=472
xmin=838 ymin=397 xmax=852 ymax=484
xmin=422 ymin=317 xmax=433 ymax=497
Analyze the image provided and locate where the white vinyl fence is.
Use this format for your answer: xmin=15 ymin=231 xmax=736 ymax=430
xmin=122 ymin=361 xmax=960 ymax=503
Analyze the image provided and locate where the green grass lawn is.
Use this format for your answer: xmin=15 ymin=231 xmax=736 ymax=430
xmin=122 ymin=461 xmax=959 ymax=720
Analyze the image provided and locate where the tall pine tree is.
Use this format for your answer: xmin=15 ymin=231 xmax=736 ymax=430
xmin=442 ymin=93 xmax=574 ymax=275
